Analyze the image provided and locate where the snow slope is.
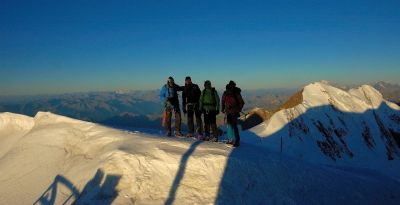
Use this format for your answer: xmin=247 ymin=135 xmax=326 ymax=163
xmin=0 ymin=112 xmax=34 ymax=158
xmin=0 ymin=111 xmax=400 ymax=204
xmin=249 ymin=81 xmax=400 ymax=179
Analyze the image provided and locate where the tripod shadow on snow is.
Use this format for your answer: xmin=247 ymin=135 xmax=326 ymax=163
xmin=33 ymin=169 xmax=121 ymax=205
xmin=164 ymin=140 xmax=203 ymax=205
xmin=73 ymin=169 xmax=121 ymax=205
xmin=33 ymin=175 xmax=80 ymax=205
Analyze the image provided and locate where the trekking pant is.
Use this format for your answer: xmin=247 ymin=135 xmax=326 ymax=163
xmin=165 ymin=107 xmax=181 ymax=135
xmin=204 ymin=110 xmax=218 ymax=137
xmin=187 ymin=104 xmax=203 ymax=135
xmin=227 ymin=113 xmax=240 ymax=144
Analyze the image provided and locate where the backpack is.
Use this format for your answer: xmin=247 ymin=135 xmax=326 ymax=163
xmin=184 ymin=84 xmax=200 ymax=102
xmin=224 ymin=88 xmax=244 ymax=111
xmin=202 ymin=88 xmax=217 ymax=106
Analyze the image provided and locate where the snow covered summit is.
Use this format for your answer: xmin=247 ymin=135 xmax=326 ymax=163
xmin=1 ymin=86 xmax=400 ymax=204
xmin=1 ymin=111 xmax=233 ymax=204
xmin=250 ymin=81 xmax=400 ymax=176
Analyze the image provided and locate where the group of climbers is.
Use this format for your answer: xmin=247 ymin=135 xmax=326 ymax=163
xmin=160 ymin=76 xmax=244 ymax=147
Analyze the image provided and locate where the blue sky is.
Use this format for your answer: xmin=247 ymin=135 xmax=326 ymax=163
xmin=1 ymin=0 xmax=399 ymax=95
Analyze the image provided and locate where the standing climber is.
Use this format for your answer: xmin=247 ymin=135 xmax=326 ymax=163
xmin=200 ymin=80 xmax=220 ymax=141
xmin=182 ymin=76 xmax=203 ymax=139
xmin=222 ymin=81 xmax=245 ymax=147
xmin=160 ymin=76 xmax=184 ymax=137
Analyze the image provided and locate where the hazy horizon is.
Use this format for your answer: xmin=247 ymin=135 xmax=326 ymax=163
xmin=0 ymin=79 xmax=398 ymax=97
xmin=1 ymin=1 xmax=400 ymax=95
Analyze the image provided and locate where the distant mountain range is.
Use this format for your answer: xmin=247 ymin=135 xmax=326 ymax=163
xmin=0 ymin=81 xmax=399 ymax=130
xmin=0 ymin=88 xmax=297 ymax=130
xmin=372 ymin=81 xmax=400 ymax=103
xmin=240 ymin=88 xmax=297 ymax=111
xmin=0 ymin=91 xmax=162 ymax=129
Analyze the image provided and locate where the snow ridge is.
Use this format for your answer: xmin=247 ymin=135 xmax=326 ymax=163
xmin=250 ymin=82 xmax=400 ymax=177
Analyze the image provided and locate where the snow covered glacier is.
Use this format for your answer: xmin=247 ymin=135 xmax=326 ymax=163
xmin=0 ymin=82 xmax=400 ymax=205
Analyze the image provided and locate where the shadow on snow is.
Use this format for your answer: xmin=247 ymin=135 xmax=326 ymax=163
xmin=214 ymin=102 xmax=400 ymax=204
xmin=33 ymin=169 xmax=121 ymax=205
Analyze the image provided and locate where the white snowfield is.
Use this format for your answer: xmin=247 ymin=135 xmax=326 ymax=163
xmin=0 ymin=82 xmax=399 ymax=205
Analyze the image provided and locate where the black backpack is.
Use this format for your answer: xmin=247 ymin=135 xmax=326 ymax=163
xmin=184 ymin=84 xmax=200 ymax=101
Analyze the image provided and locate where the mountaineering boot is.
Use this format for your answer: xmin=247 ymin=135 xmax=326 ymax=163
xmin=233 ymin=139 xmax=240 ymax=147
xmin=211 ymin=124 xmax=218 ymax=135
xmin=174 ymin=132 xmax=184 ymax=137
xmin=211 ymin=124 xmax=218 ymax=142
